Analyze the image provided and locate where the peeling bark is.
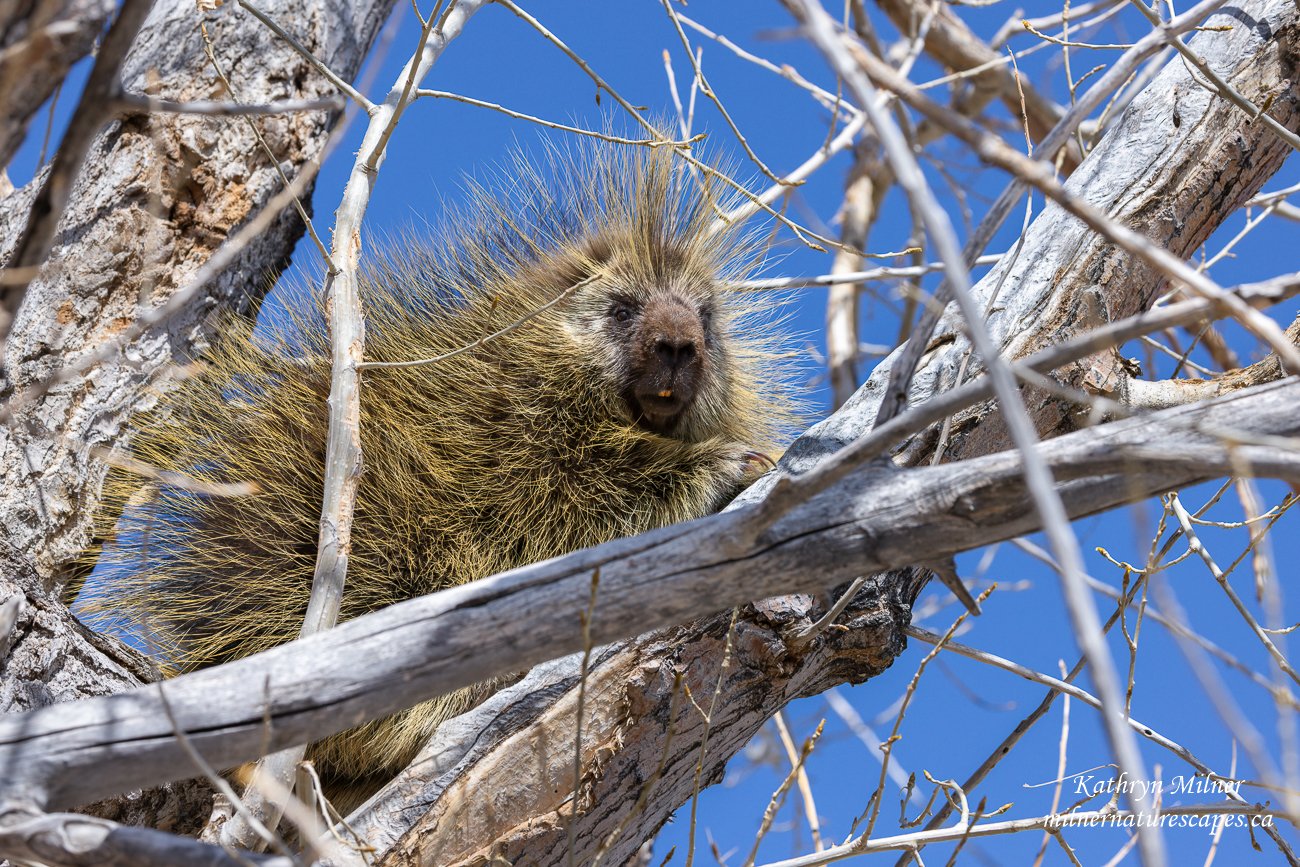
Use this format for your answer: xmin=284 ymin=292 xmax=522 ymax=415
xmin=365 ymin=579 xmax=913 ymax=866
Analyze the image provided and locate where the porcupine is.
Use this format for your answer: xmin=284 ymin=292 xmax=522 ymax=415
xmin=82 ymin=140 xmax=796 ymax=812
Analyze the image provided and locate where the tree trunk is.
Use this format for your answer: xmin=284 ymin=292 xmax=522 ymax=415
xmin=0 ymin=0 xmax=115 ymax=173
xmin=1 ymin=0 xmax=1298 ymax=861
xmin=0 ymin=0 xmax=392 ymax=831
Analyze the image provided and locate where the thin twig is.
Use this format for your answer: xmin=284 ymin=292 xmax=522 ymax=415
xmin=743 ymin=719 xmax=825 ymax=867
xmin=415 ymin=89 xmax=704 ymax=146
xmin=659 ymin=0 xmax=791 ymax=185
xmin=1169 ymin=494 xmax=1300 ymax=687
xmin=220 ymin=0 xmax=488 ymax=849
xmin=773 ymin=711 xmax=825 ymax=853
xmin=843 ymin=30 xmax=1300 ymax=375
xmin=115 ymin=93 xmax=344 ymax=116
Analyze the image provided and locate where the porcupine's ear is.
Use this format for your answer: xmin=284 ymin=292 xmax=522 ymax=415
xmin=566 ymin=233 xmax=618 ymax=283
xmin=578 ymin=234 xmax=615 ymax=270
xmin=529 ymin=231 xmax=620 ymax=296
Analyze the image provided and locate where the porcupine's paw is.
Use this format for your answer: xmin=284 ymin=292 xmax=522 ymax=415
xmin=721 ymin=443 xmax=781 ymax=489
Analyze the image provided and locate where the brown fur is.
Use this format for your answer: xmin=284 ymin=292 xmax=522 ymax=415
xmin=81 ymin=141 xmax=797 ymax=813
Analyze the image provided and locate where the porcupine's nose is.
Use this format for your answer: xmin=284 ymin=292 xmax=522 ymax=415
xmin=654 ymin=336 xmax=696 ymax=370
xmin=642 ymin=296 xmax=704 ymax=374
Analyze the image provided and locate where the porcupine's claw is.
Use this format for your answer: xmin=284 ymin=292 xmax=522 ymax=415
xmin=743 ymin=450 xmax=778 ymax=472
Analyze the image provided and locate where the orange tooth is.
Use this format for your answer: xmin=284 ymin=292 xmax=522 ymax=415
xmin=658 ymin=389 xmax=673 ymax=398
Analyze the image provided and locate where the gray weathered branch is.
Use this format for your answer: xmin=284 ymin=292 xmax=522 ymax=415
xmin=0 ymin=0 xmax=154 ymax=347
xmin=0 ymin=0 xmax=114 ymax=171
xmin=0 ymin=805 xmax=289 ymax=867
xmin=2 ymin=375 xmax=1299 ymax=823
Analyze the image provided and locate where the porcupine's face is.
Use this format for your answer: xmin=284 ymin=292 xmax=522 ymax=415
xmin=570 ymin=271 xmax=724 ymax=439
xmin=608 ymin=286 xmax=715 ymax=435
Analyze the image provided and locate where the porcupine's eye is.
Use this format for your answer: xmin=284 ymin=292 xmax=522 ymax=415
xmin=610 ymin=304 xmax=636 ymax=324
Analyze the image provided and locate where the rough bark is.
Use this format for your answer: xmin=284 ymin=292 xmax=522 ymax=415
xmin=0 ymin=0 xmax=156 ymax=347
xmin=0 ymin=0 xmax=394 ymax=834
xmin=365 ymin=581 xmax=913 ymax=867
xmin=0 ymin=0 xmax=394 ymax=705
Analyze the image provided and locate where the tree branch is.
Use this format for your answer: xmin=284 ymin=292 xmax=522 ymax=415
xmin=0 ymin=0 xmax=114 ymax=169
xmin=0 ymin=0 xmax=153 ymax=351
xmin=2 ymin=376 xmax=1299 ymax=827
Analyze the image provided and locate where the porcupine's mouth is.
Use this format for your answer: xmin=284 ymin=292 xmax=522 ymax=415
xmin=630 ymin=388 xmax=692 ymax=435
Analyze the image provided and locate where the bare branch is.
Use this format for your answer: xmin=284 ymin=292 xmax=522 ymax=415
xmin=872 ymin=0 xmax=1234 ymax=427
xmin=0 ymin=0 xmax=113 ymax=168
xmin=220 ymin=0 xmax=488 ymax=848
xmin=3 ymin=377 xmax=1300 ymax=821
xmin=115 ymin=93 xmax=345 ymax=116
xmin=0 ymin=805 xmax=292 ymax=867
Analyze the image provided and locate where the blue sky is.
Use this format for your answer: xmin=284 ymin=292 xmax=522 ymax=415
xmin=14 ymin=1 xmax=1300 ymax=863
